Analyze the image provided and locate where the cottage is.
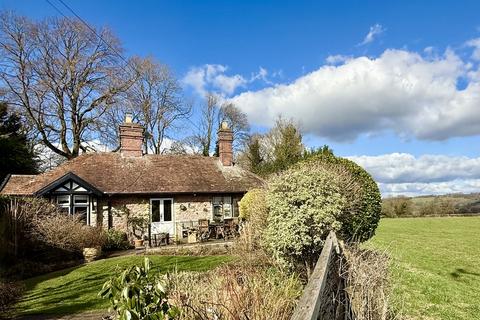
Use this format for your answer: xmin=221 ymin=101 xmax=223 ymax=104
xmin=0 ymin=116 xmax=264 ymax=241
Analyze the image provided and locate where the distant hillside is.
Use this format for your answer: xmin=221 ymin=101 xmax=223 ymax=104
xmin=382 ymin=193 xmax=480 ymax=217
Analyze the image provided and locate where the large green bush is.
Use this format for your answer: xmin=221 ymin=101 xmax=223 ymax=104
xmin=264 ymin=155 xmax=381 ymax=271
xmin=303 ymin=154 xmax=382 ymax=242
xmin=265 ymin=163 xmax=350 ymax=271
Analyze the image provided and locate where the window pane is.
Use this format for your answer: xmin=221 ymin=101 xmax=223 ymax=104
xmin=224 ymin=203 xmax=232 ymax=218
xmin=74 ymin=195 xmax=88 ymax=204
xmin=57 ymin=195 xmax=70 ymax=205
xmin=213 ymin=205 xmax=223 ymax=222
xmin=223 ymin=196 xmax=231 ymax=204
xmin=213 ymin=196 xmax=222 ymax=205
xmin=232 ymin=198 xmax=240 ymax=217
xmin=163 ymin=200 xmax=172 ymax=222
xmin=152 ymin=200 xmax=160 ymax=222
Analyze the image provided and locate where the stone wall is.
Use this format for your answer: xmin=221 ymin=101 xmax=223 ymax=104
xmin=174 ymin=194 xmax=212 ymax=222
xmin=94 ymin=193 xmax=244 ymax=239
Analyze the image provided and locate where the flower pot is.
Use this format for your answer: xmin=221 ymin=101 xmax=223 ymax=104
xmin=83 ymin=247 xmax=102 ymax=263
xmin=134 ymin=239 xmax=144 ymax=248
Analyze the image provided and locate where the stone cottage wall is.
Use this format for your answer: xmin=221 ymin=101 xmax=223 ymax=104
xmin=174 ymin=194 xmax=213 ymax=222
xmin=94 ymin=193 xmax=244 ymax=240
xmin=96 ymin=196 xmax=149 ymax=235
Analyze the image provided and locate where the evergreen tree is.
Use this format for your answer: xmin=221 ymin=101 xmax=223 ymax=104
xmin=0 ymin=102 xmax=38 ymax=182
xmin=245 ymin=135 xmax=264 ymax=174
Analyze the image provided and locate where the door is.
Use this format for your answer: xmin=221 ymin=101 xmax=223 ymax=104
xmin=150 ymin=198 xmax=174 ymax=235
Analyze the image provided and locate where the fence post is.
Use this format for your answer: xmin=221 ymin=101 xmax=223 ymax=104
xmin=291 ymin=231 xmax=340 ymax=320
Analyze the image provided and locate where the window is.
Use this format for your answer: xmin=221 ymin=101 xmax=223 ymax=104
xmin=56 ymin=194 xmax=89 ymax=224
xmin=57 ymin=195 xmax=70 ymax=205
xmin=152 ymin=200 xmax=160 ymax=222
xmin=163 ymin=199 xmax=172 ymax=222
xmin=74 ymin=195 xmax=88 ymax=204
xmin=150 ymin=199 xmax=173 ymax=223
xmin=212 ymin=196 xmax=234 ymax=222
xmin=56 ymin=195 xmax=70 ymax=214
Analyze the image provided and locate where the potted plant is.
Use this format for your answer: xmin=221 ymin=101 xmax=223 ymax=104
xmin=128 ymin=216 xmax=148 ymax=248
xmin=81 ymin=226 xmax=106 ymax=262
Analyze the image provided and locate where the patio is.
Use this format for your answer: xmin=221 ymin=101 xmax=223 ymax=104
xmin=146 ymin=218 xmax=240 ymax=248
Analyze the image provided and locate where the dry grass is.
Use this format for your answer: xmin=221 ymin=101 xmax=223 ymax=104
xmin=342 ymin=245 xmax=393 ymax=320
xmin=167 ymin=228 xmax=302 ymax=320
xmin=168 ymin=263 xmax=302 ymax=320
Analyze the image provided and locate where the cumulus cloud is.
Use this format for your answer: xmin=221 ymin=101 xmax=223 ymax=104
xmin=359 ymin=23 xmax=385 ymax=46
xmin=466 ymin=38 xmax=480 ymax=61
xmin=182 ymin=64 xmax=276 ymax=97
xmin=348 ymin=153 xmax=480 ymax=196
xmin=325 ymin=54 xmax=351 ymax=65
xmin=182 ymin=64 xmax=247 ymax=96
xmin=231 ymin=48 xmax=480 ymax=141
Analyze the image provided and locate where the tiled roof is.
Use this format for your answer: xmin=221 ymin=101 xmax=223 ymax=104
xmin=0 ymin=153 xmax=265 ymax=196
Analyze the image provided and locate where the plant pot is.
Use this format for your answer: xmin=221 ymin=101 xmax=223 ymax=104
xmin=134 ymin=239 xmax=144 ymax=248
xmin=83 ymin=247 xmax=102 ymax=263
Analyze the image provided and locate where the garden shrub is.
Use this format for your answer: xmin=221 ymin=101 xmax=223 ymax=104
xmin=1 ymin=196 xmax=104 ymax=278
xmin=99 ymin=257 xmax=179 ymax=320
xmin=103 ymin=229 xmax=131 ymax=251
xmin=265 ymin=158 xmax=380 ymax=274
xmin=32 ymin=212 xmax=105 ymax=252
xmin=302 ymin=154 xmax=382 ymax=242
xmin=237 ymin=188 xmax=269 ymax=251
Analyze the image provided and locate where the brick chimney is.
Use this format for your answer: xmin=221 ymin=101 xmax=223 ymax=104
xmin=119 ymin=113 xmax=144 ymax=157
xmin=218 ymin=121 xmax=233 ymax=166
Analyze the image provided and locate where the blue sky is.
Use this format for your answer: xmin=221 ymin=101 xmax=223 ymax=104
xmin=3 ymin=0 xmax=480 ymax=196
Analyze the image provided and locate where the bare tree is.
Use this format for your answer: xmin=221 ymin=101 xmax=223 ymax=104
xmin=218 ymin=102 xmax=250 ymax=152
xmin=0 ymin=12 xmax=135 ymax=159
xmin=193 ymin=93 xmax=219 ymax=156
xmin=129 ymin=57 xmax=191 ymax=154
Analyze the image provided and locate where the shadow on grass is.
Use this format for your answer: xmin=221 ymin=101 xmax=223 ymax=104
xmin=450 ymin=268 xmax=480 ymax=280
xmin=17 ymin=255 xmax=233 ymax=316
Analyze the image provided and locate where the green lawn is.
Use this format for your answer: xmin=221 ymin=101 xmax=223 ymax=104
xmin=17 ymin=255 xmax=233 ymax=316
xmin=367 ymin=217 xmax=480 ymax=320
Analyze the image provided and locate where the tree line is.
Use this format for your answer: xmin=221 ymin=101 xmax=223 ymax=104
xmin=0 ymin=11 xmax=332 ymax=181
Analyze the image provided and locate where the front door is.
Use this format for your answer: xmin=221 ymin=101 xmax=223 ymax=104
xmin=150 ymin=198 xmax=174 ymax=235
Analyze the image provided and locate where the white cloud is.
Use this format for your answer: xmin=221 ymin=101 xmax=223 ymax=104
xmin=182 ymin=64 xmax=247 ymax=96
xmin=378 ymin=179 xmax=480 ymax=197
xmin=348 ymin=153 xmax=480 ymax=197
xmin=183 ymin=64 xmax=278 ymax=97
xmin=325 ymin=54 xmax=351 ymax=65
xmin=466 ymin=38 xmax=480 ymax=61
xmin=231 ymin=48 xmax=480 ymax=141
xmin=359 ymin=23 xmax=385 ymax=46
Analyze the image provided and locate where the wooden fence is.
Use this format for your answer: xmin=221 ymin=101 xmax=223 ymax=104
xmin=290 ymin=231 xmax=353 ymax=320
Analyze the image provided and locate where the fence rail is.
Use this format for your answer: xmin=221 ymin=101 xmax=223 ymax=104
xmin=291 ymin=231 xmax=349 ymax=320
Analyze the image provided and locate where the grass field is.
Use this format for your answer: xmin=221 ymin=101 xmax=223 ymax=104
xmin=367 ymin=217 xmax=480 ymax=320
xmin=17 ymin=255 xmax=233 ymax=316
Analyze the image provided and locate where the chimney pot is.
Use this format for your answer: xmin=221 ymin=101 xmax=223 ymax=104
xmin=125 ymin=113 xmax=133 ymax=123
